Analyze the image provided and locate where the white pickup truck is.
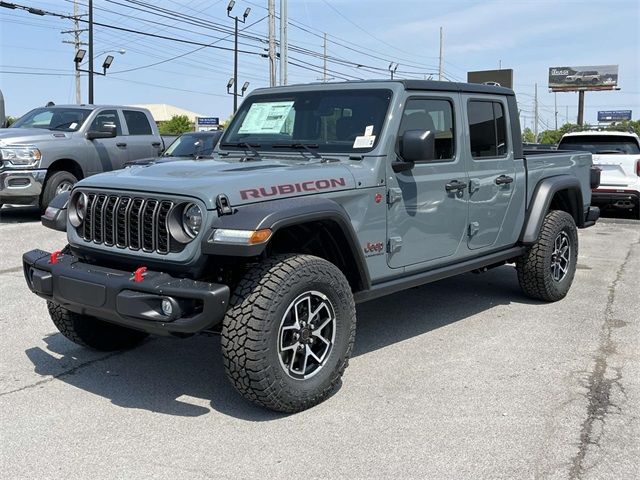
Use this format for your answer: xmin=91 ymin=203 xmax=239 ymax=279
xmin=558 ymin=131 xmax=640 ymax=219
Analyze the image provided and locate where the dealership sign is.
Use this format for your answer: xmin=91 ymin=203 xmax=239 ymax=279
xmin=597 ymin=110 xmax=632 ymax=122
xmin=196 ymin=117 xmax=219 ymax=126
xmin=548 ymin=65 xmax=618 ymax=92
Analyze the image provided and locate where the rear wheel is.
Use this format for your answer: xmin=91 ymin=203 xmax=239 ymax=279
xmin=40 ymin=170 xmax=77 ymax=212
xmin=516 ymin=210 xmax=578 ymax=301
xmin=48 ymin=301 xmax=148 ymax=351
xmin=221 ymin=254 xmax=356 ymax=413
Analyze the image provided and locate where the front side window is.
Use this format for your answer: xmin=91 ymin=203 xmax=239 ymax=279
xmin=398 ymin=98 xmax=455 ymax=160
xmin=221 ymin=89 xmax=392 ymax=154
xmin=90 ymin=110 xmax=122 ymax=135
xmin=468 ymin=100 xmax=508 ymax=158
xmin=123 ymin=110 xmax=153 ymax=135
xmin=11 ymin=107 xmax=91 ymax=132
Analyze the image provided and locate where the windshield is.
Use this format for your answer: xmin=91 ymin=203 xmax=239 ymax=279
xmin=558 ymin=135 xmax=640 ymax=154
xmin=164 ymin=133 xmax=220 ymax=157
xmin=11 ymin=107 xmax=92 ymax=132
xmin=221 ymin=89 xmax=392 ymax=154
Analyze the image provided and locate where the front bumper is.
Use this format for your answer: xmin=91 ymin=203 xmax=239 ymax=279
xmin=591 ymin=189 xmax=639 ymax=211
xmin=0 ymin=169 xmax=46 ymax=205
xmin=23 ymin=249 xmax=230 ymax=336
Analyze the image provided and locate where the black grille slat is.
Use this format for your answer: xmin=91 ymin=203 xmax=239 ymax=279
xmin=156 ymin=201 xmax=173 ymax=254
xmin=128 ymin=198 xmax=144 ymax=250
xmin=75 ymin=192 xmax=181 ymax=255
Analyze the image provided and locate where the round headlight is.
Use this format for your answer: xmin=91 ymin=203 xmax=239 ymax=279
xmin=181 ymin=203 xmax=202 ymax=238
xmin=69 ymin=192 xmax=87 ymax=227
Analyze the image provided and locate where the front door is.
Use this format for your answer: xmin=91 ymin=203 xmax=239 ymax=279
xmin=464 ymin=98 xmax=516 ymax=250
xmin=386 ymin=95 xmax=469 ymax=269
xmin=86 ymin=109 xmax=128 ymax=174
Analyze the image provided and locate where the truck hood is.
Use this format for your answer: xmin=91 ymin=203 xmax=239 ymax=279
xmin=0 ymin=128 xmax=72 ymax=145
xmin=77 ymin=158 xmax=357 ymax=209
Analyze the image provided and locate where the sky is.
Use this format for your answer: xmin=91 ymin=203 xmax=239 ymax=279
xmin=1 ymin=0 xmax=639 ymax=130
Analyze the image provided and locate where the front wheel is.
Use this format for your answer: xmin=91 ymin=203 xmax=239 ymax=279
xmin=40 ymin=170 xmax=78 ymax=213
xmin=48 ymin=302 xmax=148 ymax=351
xmin=221 ymin=254 xmax=356 ymax=413
xmin=516 ymin=210 xmax=578 ymax=301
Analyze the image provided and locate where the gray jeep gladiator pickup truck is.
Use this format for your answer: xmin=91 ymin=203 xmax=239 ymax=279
xmin=23 ymin=80 xmax=600 ymax=412
xmin=0 ymin=105 xmax=161 ymax=211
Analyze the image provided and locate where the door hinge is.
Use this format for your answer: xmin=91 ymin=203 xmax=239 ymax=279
xmin=469 ymin=179 xmax=481 ymax=194
xmin=387 ymin=188 xmax=402 ymax=205
xmin=468 ymin=222 xmax=480 ymax=237
xmin=387 ymin=236 xmax=403 ymax=253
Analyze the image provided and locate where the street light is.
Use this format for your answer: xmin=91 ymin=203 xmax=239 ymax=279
xmin=388 ymin=62 xmax=399 ymax=80
xmin=227 ymin=0 xmax=250 ymax=113
xmin=74 ymin=49 xmax=86 ymax=64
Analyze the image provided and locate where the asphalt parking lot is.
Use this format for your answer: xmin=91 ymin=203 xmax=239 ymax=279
xmin=0 ymin=206 xmax=638 ymax=480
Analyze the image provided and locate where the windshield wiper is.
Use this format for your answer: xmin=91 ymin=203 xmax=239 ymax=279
xmin=272 ymin=143 xmax=322 ymax=159
xmin=220 ymin=142 xmax=262 ymax=161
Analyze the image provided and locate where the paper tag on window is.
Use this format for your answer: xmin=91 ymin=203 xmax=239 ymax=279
xmin=69 ymin=122 xmax=78 ymax=130
xmin=353 ymin=135 xmax=375 ymax=149
xmin=364 ymin=125 xmax=374 ymax=136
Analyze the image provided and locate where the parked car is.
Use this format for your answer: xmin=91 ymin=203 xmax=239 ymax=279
xmin=24 ymin=80 xmax=598 ymax=412
xmin=558 ymin=130 xmax=640 ymax=218
xmin=0 ymin=105 xmax=162 ymax=211
xmin=124 ymin=130 xmax=223 ymax=168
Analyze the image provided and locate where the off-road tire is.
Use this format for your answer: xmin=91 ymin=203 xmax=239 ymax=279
xmin=48 ymin=301 xmax=148 ymax=351
xmin=516 ymin=210 xmax=578 ymax=302
xmin=40 ymin=170 xmax=78 ymax=213
xmin=221 ymin=254 xmax=356 ymax=413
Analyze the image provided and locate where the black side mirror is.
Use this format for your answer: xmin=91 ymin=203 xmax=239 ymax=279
xmin=86 ymin=124 xmax=117 ymax=140
xmin=393 ymin=130 xmax=436 ymax=173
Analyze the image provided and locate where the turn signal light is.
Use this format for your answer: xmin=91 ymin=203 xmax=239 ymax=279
xmin=209 ymin=228 xmax=272 ymax=245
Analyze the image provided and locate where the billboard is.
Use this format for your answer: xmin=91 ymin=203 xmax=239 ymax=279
xmin=467 ymin=69 xmax=513 ymax=89
xmin=548 ymin=65 xmax=618 ymax=92
xmin=597 ymin=110 xmax=632 ymax=122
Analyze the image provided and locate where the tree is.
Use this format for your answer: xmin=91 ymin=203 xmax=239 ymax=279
xmin=522 ymin=127 xmax=536 ymax=143
xmin=158 ymin=115 xmax=193 ymax=135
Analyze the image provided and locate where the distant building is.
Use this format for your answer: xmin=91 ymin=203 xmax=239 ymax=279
xmin=129 ymin=104 xmax=208 ymax=123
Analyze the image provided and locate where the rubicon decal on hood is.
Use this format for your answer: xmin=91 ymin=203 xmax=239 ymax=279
xmin=240 ymin=177 xmax=347 ymax=200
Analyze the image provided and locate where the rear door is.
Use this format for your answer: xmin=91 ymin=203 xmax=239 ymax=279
xmin=386 ymin=95 xmax=469 ymax=268
xmin=122 ymin=109 xmax=161 ymax=160
xmin=464 ymin=98 xmax=516 ymax=250
xmin=86 ymin=109 xmax=128 ymax=173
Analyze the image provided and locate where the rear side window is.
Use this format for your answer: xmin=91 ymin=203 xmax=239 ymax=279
xmin=123 ymin=110 xmax=152 ymax=135
xmin=468 ymin=100 xmax=508 ymax=158
xmin=558 ymin=135 xmax=640 ymax=154
xmin=90 ymin=110 xmax=122 ymax=135
xmin=398 ymin=98 xmax=455 ymax=160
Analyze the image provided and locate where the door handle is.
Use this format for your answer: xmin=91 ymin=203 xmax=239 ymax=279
xmin=151 ymin=142 xmax=161 ymax=147
xmin=116 ymin=142 xmax=127 ymax=148
xmin=495 ymin=175 xmax=513 ymax=185
xmin=445 ymin=180 xmax=467 ymax=192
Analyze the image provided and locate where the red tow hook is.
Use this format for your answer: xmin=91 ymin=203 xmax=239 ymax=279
xmin=49 ymin=250 xmax=62 ymax=264
xmin=133 ymin=266 xmax=147 ymax=283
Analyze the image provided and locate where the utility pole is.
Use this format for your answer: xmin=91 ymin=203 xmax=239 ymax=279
xmin=227 ymin=1 xmax=250 ymax=113
xmin=88 ymin=0 xmax=94 ymax=104
xmin=61 ymin=0 xmax=87 ymax=104
xmin=322 ymin=33 xmax=328 ymax=82
xmin=554 ymin=92 xmax=558 ymax=130
xmin=533 ymin=83 xmax=539 ymax=140
xmin=566 ymin=105 xmax=569 ymax=124
xmin=267 ymin=0 xmax=276 ymax=87
xmin=279 ymin=0 xmax=288 ymax=85
xmin=438 ymin=26 xmax=443 ymax=81
xmin=577 ymin=91 xmax=585 ymax=126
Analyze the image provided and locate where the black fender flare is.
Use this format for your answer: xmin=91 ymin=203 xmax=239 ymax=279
xmin=201 ymin=196 xmax=371 ymax=290
xmin=519 ymin=175 xmax=583 ymax=244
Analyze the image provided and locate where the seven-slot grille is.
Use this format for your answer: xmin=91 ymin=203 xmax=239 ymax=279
xmin=80 ymin=193 xmax=174 ymax=254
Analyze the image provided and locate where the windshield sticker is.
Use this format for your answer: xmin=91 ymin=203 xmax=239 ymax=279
xmin=364 ymin=125 xmax=374 ymax=136
xmin=353 ymin=135 xmax=375 ymax=149
xmin=69 ymin=122 xmax=78 ymax=130
xmin=238 ymin=101 xmax=294 ymax=134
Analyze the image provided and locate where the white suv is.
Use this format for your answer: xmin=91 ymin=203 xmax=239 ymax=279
xmin=558 ymin=131 xmax=640 ymax=218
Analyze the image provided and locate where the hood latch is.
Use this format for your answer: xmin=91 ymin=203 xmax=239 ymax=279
xmin=216 ymin=193 xmax=234 ymax=216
